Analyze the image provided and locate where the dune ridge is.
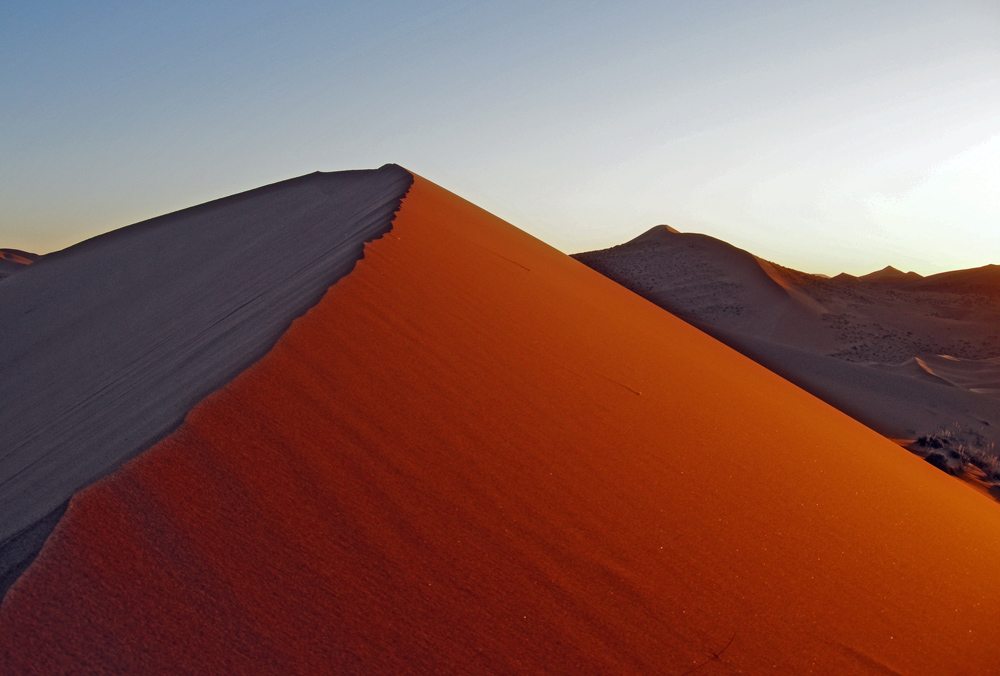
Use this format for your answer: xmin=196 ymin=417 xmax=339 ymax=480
xmin=0 ymin=250 xmax=36 ymax=266
xmin=0 ymin=249 xmax=37 ymax=280
xmin=4 ymin=175 xmax=1000 ymax=673
xmin=858 ymin=265 xmax=922 ymax=282
xmin=875 ymin=355 xmax=1000 ymax=397
xmin=0 ymin=165 xmax=412 ymax=599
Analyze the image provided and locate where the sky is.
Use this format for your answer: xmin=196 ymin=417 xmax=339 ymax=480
xmin=2 ymin=0 xmax=998 ymax=276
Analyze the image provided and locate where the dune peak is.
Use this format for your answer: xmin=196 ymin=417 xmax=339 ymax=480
xmin=3 ymin=170 xmax=1000 ymax=674
xmin=859 ymin=265 xmax=922 ymax=281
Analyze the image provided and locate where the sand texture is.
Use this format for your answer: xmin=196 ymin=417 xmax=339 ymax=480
xmin=4 ymin=175 xmax=1000 ymax=674
xmin=705 ymin=326 xmax=1000 ymax=445
xmin=873 ymin=355 xmax=1000 ymax=397
xmin=0 ymin=165 xmax=412 ymax=599
xmin=575 ymin=226 xmax=1000 ymax=449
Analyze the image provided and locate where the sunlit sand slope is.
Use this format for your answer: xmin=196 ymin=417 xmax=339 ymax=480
xmin=4 ymin=176 xmax=1000 ymax=674
xmin=0 ymin=166 xmax=412 ymax=598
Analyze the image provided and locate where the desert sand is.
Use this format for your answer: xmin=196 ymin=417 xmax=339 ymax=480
xmin=0 ymin=250 xmax=37 ymax=265
xmin=575 ymin=226 xmax=1000 ymax=455
xmin=0 ymin=248 xmax=37 ymax=280
xmin=0 ymin=166 xmax=411 ymax=597
xmin=3 ymin=174 xmax=1000 ymax=674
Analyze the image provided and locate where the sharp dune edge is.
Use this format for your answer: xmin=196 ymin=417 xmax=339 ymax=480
xmin=4 ymin=174 xmax=1000 ymax=674
xmin=0 ymin=250 xmax=36 ymax=266
xmin=0 ymin=166 xmax=412 ymax=598
xmin=0 ymin=249 xmax=36 ymax=280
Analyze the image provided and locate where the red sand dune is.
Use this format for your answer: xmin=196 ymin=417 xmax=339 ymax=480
xmin=0 ymin=167 xmax=409 ymax=599
xmin=4 ymin=176 xmax=1000 ymax=674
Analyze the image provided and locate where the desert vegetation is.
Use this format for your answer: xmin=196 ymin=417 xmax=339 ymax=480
xmin=912 ymin=424 xmax=1000 ymax=486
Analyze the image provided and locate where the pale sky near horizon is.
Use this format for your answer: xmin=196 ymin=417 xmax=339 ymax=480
xmin=2 ymin=0 xmax=998 ymax=276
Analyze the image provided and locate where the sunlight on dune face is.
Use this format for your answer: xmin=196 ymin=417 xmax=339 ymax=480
xmin=3 ymin=176 xmax=1000 ymax=674
xmin=0 ymin=252 xmax=32 ymax=265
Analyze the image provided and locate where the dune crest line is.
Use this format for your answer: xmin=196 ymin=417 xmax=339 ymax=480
xmin=3 ymin=174 xmax=1000 ymax=673
xmin=0 ymin=165 xmax=412 ymax=600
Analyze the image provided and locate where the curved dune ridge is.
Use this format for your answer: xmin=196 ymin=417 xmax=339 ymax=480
xmin=4 ymin=175 xmax=1000 ymax=674
xmin=0 ymin=250 xmax=35 ymax=266
xmin=0 ymin=249 xmax=36 ymax=281
xmin=0 ymin=166 xmax=412 ymax=598
xmin=583 ymin=225 xmax=827 ymax=348
xmin=876 ymin=355 xmax=1000 ymax=397
xmin=858 ymin=265 xmax=923 ymax=282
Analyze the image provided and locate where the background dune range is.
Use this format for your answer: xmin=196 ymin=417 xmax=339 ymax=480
xmin=575 ymin=228 xmax=1000 ymax=467
xmin=3 ymin=173 xmax=1000 ymax=674
xmin=0 ymin=248 xmax=37 ymax=281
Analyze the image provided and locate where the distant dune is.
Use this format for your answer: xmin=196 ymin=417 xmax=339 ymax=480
xmin=575 ymin=226 xmax=1000 ymax=456
xmin=857 ymin=265 xmax=923 ymax=282
xmin=3 ymin=174 xmax=1000 ymax=673
xmin=875 ymin=355 xmax=1000 ymax=396
xmin=912 ymin=263 xmax=1000 ymax=296
xmin=0 ymin=249 xmax=38 ymax=265
xmin=0 ymin=248 xmax=37 ymax=280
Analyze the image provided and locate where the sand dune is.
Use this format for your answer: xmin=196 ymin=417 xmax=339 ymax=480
xmin=912 ymin=263 xmax=1000 ymax=296
xmin=875 ymin=355 xmax=1000 ymax=397
xmin=705 ymin=326 xmax=1000 ymax=448
xmin=581 ymin=225 xmax=829 ymax=349
xmin=4 ymin=175 xmax=1000 ymax=673
xmin=0 ymin=250 xmax=37 ymax=266
xmin=857 ymin=265 xmax=922 ymax=282
xmin=0 ymin=249 xmax=37 ymax=280
xmin=0 ymin=166 xmax=411 ymax=598
xmin=575 ymin=226 xmax=1000 ymax=452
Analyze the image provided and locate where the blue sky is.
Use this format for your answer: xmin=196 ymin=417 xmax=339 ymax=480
xmin=2 ymin=0 xmax=998 ymax=275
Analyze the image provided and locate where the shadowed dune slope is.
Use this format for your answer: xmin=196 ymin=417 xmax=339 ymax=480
xmin=576 ymin=225 xmax=827 ymax=349
xmin=913 ymin=264 xmax=1000 ymax=296
xmin=0 ymin=165 xmax=412 ymax=599
xmin=701 ymin=325 xmax=1000 ymax=445
xmin=874 ymin=355 xmax=1000 ymax=397
xmin=4 ymin=176 xmax=1000 ymax=674
xmin=0 ymin=249 xmax=36 ymax=280
xmin=0 ymin=250 xmax=36 ymax=266
xmin=574 ymin=226 xmax=1000 ymax=362
xmin=574 ymin=228 xmax=1000 ymax=449
xmin=0 ymin=261 xmax=23 ymax=279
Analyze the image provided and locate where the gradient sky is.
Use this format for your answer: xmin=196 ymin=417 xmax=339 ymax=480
xmin=2 ymin=0 xmax=998 ymax=275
